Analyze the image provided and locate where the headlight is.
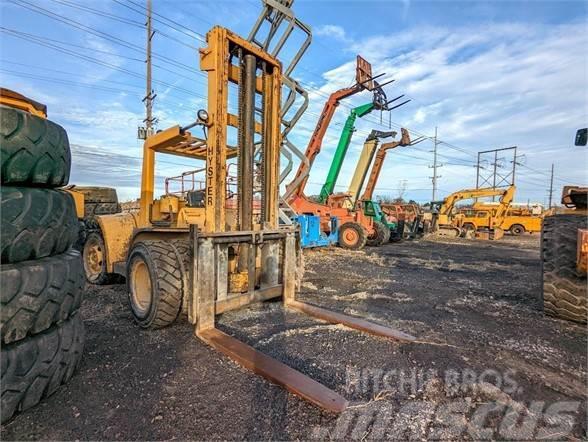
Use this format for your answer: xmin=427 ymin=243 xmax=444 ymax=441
xmin=197 ymin=109 xmax=209 ymax=122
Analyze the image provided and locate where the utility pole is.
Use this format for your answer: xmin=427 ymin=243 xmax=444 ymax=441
xmin=429 ymin=126 xmax=442 ymax=201
xmin=139 ymin=0 xmax=156 ymax=139
xmin=548 ymin=163 xmax=554 ymax=209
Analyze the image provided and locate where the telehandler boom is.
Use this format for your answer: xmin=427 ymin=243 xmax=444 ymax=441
xmin=285 ymin=58 xmax=386 ymax=249
xmin=317 ymin=92 xmax=408 ymax=204
xmin=347 ymin=129 xmax=396 ymax=206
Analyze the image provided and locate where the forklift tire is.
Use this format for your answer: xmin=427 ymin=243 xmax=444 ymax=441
xmin=541 ymin=214 xmax=587 ymax=323
xmin=127 ymin=241 xmax=186 ymax=328
xmin=0 ymin=105 xmax=70 ymax=187
xmin=366 ymin=220 xmax=391 ymax=246
xmin=1 ymin=313 xmax=85 ymax=424
xmin=83 ymin=231 xmax=119 ymax=285
xmin=510 ymin=224 xmax=525 ymax=236
xmin=1 ymin=250 xmax=83 ymax=344
xmin=1 ymin=187 xmax=78 ymax=264
xmin=338 ymin=222 xmax=367 ymax=250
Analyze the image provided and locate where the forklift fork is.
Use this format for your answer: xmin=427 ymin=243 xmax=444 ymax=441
xmin=191 ymin=229 xmax=415 ymax=412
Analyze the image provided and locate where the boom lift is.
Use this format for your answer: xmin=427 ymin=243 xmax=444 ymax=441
xmin=83 ymin=9 xmax=416 ymax=412
xmin=431 ymin=185 xmax=516 ymax=240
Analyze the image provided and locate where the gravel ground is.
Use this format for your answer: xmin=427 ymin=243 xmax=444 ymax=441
xmin=2 ymin=235 xmax=586 ymax=440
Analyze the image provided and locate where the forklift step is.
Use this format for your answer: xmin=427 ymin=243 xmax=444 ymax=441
xmin=198 ymin=328 xmax=348 ymax=413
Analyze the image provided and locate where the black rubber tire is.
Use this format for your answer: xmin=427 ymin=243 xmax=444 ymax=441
xmin=541 ymin=214 xmax=587 ymax=323
xmin=1 ymin=313 xmax=85 ymax=424
xmin=366 ymin=220 xmax=391 ymax=246
xmin=83 ymin=202 xmax=121 ymax=218
xmin=73 ymin=186 xmax=118 ymax=204
xmin=0 ymin=105 xmax=70 ymax=187
xmin=338 ymin=222 xmax=367 ymax=250
xmin=1 ymin=250 xmax=83 ymax=345
xmin=1 ymin=187 xmax=78 ymax=264
xmin=390 ymin=220 xmax=406 ymax=242
xmin=82 ymin=231 xmax=119 ymax=285
xmin=510 ymin=224 xmax=525 ymax=236
xmin=126 ymin=241 xmax=188 ymax=328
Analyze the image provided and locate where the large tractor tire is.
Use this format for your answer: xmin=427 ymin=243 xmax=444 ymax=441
xmin=126 ymin=240 xmax=189 ymax=328
xmin=1 ymin=187 xmax=78 ymax=264
xmin=0 ymin=313 xmax=85 ymax=424
xmin=73 ymin=186 xmax=118 ymax=204
xmin=0 ymin=104 xmax=70 ymax=187
xmin=366 ymin=220 xmax=391 ymax=246
xmin=1 ymin=250 xmax=83 ymax=345
xmin=84 ymin=202 xmax=121 ymax=218
xmin=82 ymin=231 xmax=119 ymax=285
xmin=541 ymin=214 xmax=587 ymax=323
xmin=338 ymin=222 xmax=367 ymax=250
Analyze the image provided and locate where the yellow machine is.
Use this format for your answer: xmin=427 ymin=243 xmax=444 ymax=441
xmin=456 ymin=205 xmax=542 ymax=236
xmin=0 ymin=88 xmax=47 ymax=118
xmin=540 ymin=129 xmax=587 ymax=323
xmin=83 ymin=7 xmax=415 ymax=412
xmin=432 ymin=185 xmax=516 ymax=240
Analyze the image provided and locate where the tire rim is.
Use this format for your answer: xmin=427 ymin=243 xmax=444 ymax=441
xmin=130 ymin=259 xmax=152 ymax=316
xmin=343 ymin=228 xmax=359 ymax=246
xmin=84 ymin=236 xmax=104 ymax=281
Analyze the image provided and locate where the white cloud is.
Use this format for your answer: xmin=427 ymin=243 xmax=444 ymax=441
xmin=288 ymin=21 xmax=588 ymax=203
xmin=315 ymin=24 xmax=350 ymax=43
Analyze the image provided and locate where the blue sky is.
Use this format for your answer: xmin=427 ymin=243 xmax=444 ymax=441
xmin=1 ymin=0 xmax=586 ymax=205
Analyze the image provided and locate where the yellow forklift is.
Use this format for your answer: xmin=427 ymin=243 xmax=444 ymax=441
xmin=83 ymin=8 xmax=415 ymax=412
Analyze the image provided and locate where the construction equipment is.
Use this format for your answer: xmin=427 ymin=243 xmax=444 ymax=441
xmin=540 ymin=129 xmax=587 ymax=323
xmin=347 ymin=129 xmax=396 ymax=206
xmin=456 ymin=205 xmax=542 ymax=236
xmin=86 ymin=9 xmax=415 ymax=412
xmin=284 ymin=57 xmax=378 ymax=249
xmin=317 ymin=92 xmax=408 ymax=204
xmin=285 ymin=58 xmax=409 ymax=249
xmin=431 ymin=185 xmax=516 ymax=239
xmin=356 ymin=128 xmax=425 ymax=240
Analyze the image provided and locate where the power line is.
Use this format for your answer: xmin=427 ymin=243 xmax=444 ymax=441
xmin=10 ymin=0 xmax=201 ymax=74
xmin=1 ymin=28 xmax=205 ymax=99
xmin=112 ymin=0 xmax=206 ymax=42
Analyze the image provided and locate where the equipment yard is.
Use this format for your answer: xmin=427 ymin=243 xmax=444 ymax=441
xmin=3 ymin=235 xmax=586 ymax=441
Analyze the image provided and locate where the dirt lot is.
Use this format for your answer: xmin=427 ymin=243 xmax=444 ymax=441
xmin=2 ymin=235 xmax=586 ymax=440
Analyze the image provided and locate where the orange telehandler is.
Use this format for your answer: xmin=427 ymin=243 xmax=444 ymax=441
xmin=284 ymin=57 xmax=396 ymax=249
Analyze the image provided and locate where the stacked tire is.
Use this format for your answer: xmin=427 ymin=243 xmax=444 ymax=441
xmin=72 ymin=186 xmax=121 ymax=250
xmin=1 ymin=102 xmax=85 ymax=423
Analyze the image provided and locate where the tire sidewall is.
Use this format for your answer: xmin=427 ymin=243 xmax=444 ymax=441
xmin=126 ymin=243 xmax=158 ymax=327
xmin=339 ymin=223 xmax=364 ymax=249
xmin=83 ymin=231 xmax=107 ymax=283
xmin=511 ymin=224 xmax=525 ymax=235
